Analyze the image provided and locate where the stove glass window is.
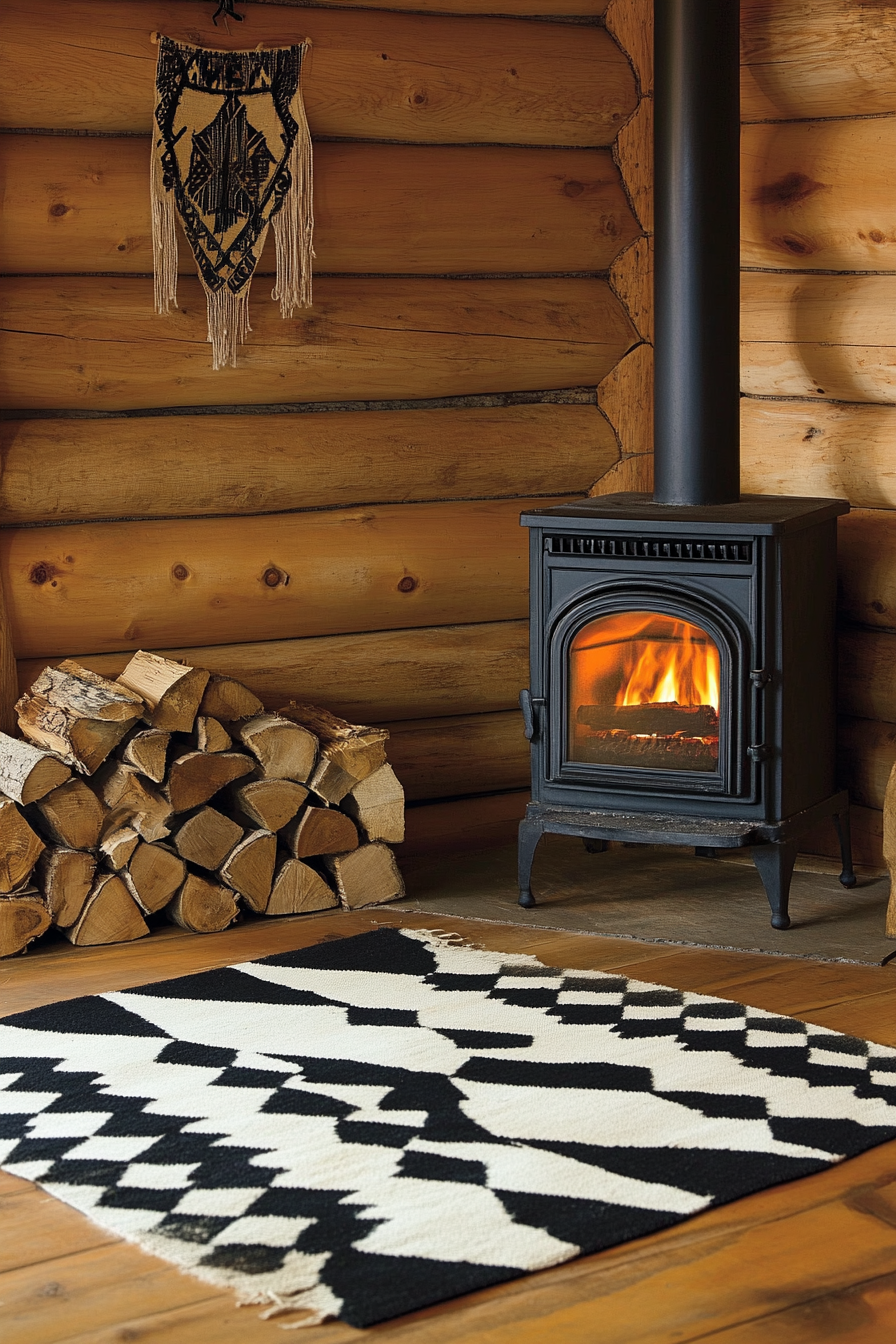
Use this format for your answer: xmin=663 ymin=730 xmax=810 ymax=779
xmin=568 ymin=611 xmax=721 ymax=772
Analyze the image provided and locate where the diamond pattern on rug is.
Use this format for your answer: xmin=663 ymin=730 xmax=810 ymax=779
xmin=2 ymin=927 xmax=895 ymax=1328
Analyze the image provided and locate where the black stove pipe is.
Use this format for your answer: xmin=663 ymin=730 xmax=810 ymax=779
xmin=653 ymin=0 xmax=741 ymax=506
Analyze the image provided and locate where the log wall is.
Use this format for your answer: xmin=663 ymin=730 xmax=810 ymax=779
xmin=0 ymin=0 xmax=647 ymax=840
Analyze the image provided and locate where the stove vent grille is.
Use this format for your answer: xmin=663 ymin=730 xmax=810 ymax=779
xmin=547 ymin=534 xmax=752 ymax=563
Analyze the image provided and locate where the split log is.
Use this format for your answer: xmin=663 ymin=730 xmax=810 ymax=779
xmin=576 ymin=703 xmax=719 ymax=735
xmin=32 ymin=776 xmax=106 ymax=850
xmin=342 ymin=766 xmax=406 ymax=844
xmin=219 ymin=831 xmax=276 ymax=913
xmin=121 ymin=728 xmax=170 ymax=784
xmin=195 ymin=717 xmax=232 ymax=754
xmin=238 ymin=715 xmax=318 ymax=784
xmin=167 ymin=872 xmax=239 ymax=933
xmin=229 ymin=778 xmax=308 ymax=832
xmin=99 ymin=824 xmax=139 ymax=871
xmin=267 ymin=858 xmax=339 ymax=917
xmin=323 ymin=843 xmax=406 ymax=910
xmin=0 ymin=890 xmax=51 ymax=957
xmin=171 ymin=807 xmax=242 ymax=871
xmin=0 ymin=733 xmax=71 ymax=805
xmin=117 ymin=651 xmax=210 ymax=733
xmin=284 ymin=807 xmax=359 ymax=859
xmin=63 ymin=873 xmax=149 ymax=945
xmin=34 ymin=847 xmax=96 ymax=927
xmin=0 ymin=796 xmax=45 ymax=893
xmin=122 ymin=841 xmax=186 ymax=915
xmin=91 ymin=762 xmax=173 ymax=841
xmin=198 ymin=676 xmax=263 ymax=723
xmin=164 ymin=751 xmax=254 ymax=813
xmin=15 ymin=660 xmax=143 ymax=774
xmin=280 ymin=703 xmax=387 ymax=803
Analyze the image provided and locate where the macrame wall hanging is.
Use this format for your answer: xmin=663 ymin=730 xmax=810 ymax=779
xmin=151 ymin=35 xmax=313 ymax=369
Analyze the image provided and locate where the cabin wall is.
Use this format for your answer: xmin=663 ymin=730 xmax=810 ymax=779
xmin=0 ymin=0 xmax=645 ymax=847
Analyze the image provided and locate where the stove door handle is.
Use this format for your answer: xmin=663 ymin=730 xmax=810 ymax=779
xmin=519 ymin=689 xmax=544 ymax=742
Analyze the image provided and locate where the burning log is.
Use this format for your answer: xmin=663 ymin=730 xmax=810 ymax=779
xmin=576 ymin=728 xmax=719 ymax=772
xmin=577 ymin=702 xmax=719 ymax=736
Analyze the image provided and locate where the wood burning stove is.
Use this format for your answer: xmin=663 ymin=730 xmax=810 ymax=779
xmin=517 ymin=1 xmax=855 ymax=928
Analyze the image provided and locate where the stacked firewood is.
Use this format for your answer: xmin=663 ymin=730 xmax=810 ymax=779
xmin=0 ymin=653 xmax=405 ymax=957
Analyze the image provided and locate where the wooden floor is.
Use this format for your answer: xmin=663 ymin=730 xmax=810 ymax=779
xmin=2 ymin=908 xmax=896 ymax=1343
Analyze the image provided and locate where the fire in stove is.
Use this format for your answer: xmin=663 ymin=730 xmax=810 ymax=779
xmin=569 ymin=611 xmax=721 ymax=772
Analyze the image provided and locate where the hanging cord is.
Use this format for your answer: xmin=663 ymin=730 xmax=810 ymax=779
xmin=212 ymin=0 xmax=244 ymax=23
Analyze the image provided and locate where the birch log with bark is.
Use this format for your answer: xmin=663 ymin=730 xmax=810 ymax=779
xmin=15 ymin=660 xmax=143 ymax=773
xmin=0 ymin=733 xmax=71 ymax=805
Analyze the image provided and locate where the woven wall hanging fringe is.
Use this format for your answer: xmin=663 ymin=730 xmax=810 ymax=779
xmin=151 ymin=36 xmax=313 ymax=369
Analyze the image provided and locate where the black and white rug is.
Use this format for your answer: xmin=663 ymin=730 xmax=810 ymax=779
xmin=2 ymin=928 xmax=896 ymax=1328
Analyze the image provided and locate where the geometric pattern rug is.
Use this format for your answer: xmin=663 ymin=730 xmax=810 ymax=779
xmin=2 ymin=928 xmax=896 ymax=1329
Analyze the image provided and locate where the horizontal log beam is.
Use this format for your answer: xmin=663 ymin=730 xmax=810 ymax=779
xmin=837 ymin=510 xmax=896 ymax=633
xmin=741 ymin=274 xmax=896 ymax=405
xmin=399 ymin=790 xmax=529 ymax=858
xmin=838 ymin=715 xmax=896 ymax=812
xmin=277 ymin=2 xmax=607 ymax=12
xmin=2 ymin=1 xmax=635 ymax=145
xmin=386 ymin=710 xmax=529 ymax=800
xmin=0 ymin=277 xmax=636 ymax=413
xmin=741 ymin=400 xmax=896 ymax=510
xmin=742 ymin=118 xmax=896 ymax=272
xmin=0 ymin=138 xmax=639 ymax=278
xmin=0 ymin=405 xmax=616 ymax=526
xmin=838 ymin=628 xmax=896 ymax=726
xmin=0 ymin=497 xmax=563 ymax=659
xmin=16 ymin=621 xmax=531 ymax=724
xmin=799 ymin=803 xmax=883 ymax=871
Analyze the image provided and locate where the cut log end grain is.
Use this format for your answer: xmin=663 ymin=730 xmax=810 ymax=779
xmin=281 ymin=702 xmax=388 ymax=802
xmin=219 ymin=830 xmax=276 ymax=912
xmin=172 ymin=806 xmax=242 ymax=871
xmin=324 ymin=842 xmax=406 ymax=909
xmin=117 ymin=651 xmax=210 ymax=733
xmin=229 ymin=777 xmax=308 ymax=832
xmin=121 ymin=728 xmax=171 ymax=784
xmin=267 ymin=858 xmax=338 ymax=917
xmin=164 ymin=751 xmax=254 ymax=813
xmin=195 ymin=717 xmax=232 ymax=753
xmin=0 ymin=796 xmax=45 ymax=893
xmin=122 ymin=841 xmax=186 ymax=915
xmin=0 ymin=733 xmax=71 ymax=805
xmin=0 ymin=891 xmax=51 ymax=958
xmin=99 ymin=824 xmax=140 ymax=871
xmin=199 ymin=676 xmax=263 ymax=723
xmin=285 ymin=806 xmax=359 ymax=859
xmin=35 ymin=846 xmax=96 ymax=927
xmin=342 ymin=764 xmax=406 ymax=844
xmin=238 ymin=714 xmax=319 ymax=784
xmin=63 ymin=873 xmax=149 ymax=946
xmin=167 ymin=872 xmax=239 ymax=933
xmin=91 ymin=762 xmax=173 ymax=842
xmin=33 ymin=776 xmax=106 ymax=850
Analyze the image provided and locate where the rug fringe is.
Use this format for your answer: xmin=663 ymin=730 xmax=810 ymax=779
xmin=237 ymin=1283 xmax=339 ymax=1329
xmin=205 ymin=284 xmax=253 ymax=370
xmin=271 ymin=40 xmax=314 ymax=317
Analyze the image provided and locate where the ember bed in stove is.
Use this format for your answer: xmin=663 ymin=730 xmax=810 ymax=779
xmin=518 ymin=492 xmax=856 ymax=929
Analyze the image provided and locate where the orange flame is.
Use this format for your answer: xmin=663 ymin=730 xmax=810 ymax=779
xmin=570 ymin=611 xmax=720 ymax=713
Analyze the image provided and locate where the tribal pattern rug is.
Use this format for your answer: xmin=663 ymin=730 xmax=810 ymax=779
xmin=2 ymin=928 xmax=895 ymax=1328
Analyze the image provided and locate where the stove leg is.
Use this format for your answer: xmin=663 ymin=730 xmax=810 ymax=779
xmin=518 ymin=820 xmax=543 ymax=907
xmin=834 ymin=808 xmax=857 ymax=888
xmin=752 ymin=839 xmax=798 ymax=929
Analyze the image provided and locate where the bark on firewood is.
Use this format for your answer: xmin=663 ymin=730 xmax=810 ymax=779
xmin=284 ymin=806 xmax=358 ymax=859
xmin=63 ymin=873 xmax=149 ymax=945
xmin=121 ymin=728 xmax=170 ymax=784
xmin=99 ymin=824 xmax=140 ymax=871
xmin=0 ymin=732 xmax=71 ymax=805
xmin=32 ymin=777 xmax=106 ymax=850
xmin=167 ymin=872 xmax=239 ymax=932
xmin=164 ymin=751 xmax=254 ymax=813
xmin=122 ymin=841 xmax=186 ymax=915
xmin=117 ymin=651 xmax=210 ymax=733
xmin=16 ymin=661 xmax=143 ymax=774
xmin=195 ymin=717 xmax=232 ymax=754
xmin=238 ymin=714 xmax=318 ymax=783
xmin=576 ymin=702 xmax=719 ymax=735
xmin=0 ymin=795 xmax=45 ymax=893
xmin=171 ymin=806 xmax=242 ymax=870
xmin=91 ymin=762 xmax=173 ymax=841
xmin=228 ymin=777 xmax=308 ymax=831
xmin=280 ymin=702 xmax=388 ymax=802
xmin=199 ymin=675 xmax=263 ymax=723
xmin=219 ymin=830 xmax=276 ymax=912
xmin=35 ymin=846 xmax=96 ymax=927
xmin=323 ymin=842 xmax=406 ymax=909
xmin=341 ymin=765 xmax=405 ymax=844
xmin=0 ymin=890 xmax=51 ymax=957
xmin=267 ymin=857 xmax=338 ymax=916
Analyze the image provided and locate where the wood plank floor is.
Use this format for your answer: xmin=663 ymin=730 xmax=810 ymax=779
xmin=2 ymin=908 xmax=896 ymax=1343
